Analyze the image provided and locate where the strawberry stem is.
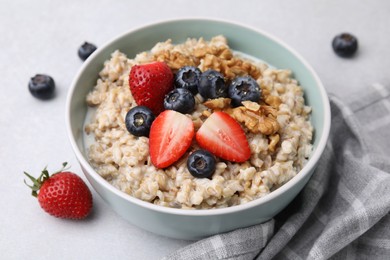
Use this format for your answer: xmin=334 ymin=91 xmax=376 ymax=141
xmin=23 ymin=162 xmax=69 ymax=197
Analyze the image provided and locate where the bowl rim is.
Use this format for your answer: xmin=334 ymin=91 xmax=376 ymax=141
xmin=66 ymin=17 xmax=331 ymax=216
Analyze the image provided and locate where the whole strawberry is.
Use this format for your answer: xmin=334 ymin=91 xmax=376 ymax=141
xmin=129 ymin=61 xmax=174 ymax=115
xmin=24 ymin=163 xmax=93 ymax=219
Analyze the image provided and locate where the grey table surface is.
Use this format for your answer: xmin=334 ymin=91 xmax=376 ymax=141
xmin=1 ymin=0 xmax=389 ymax=259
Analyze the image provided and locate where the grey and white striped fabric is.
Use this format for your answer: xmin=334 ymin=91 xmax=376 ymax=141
xmin=163 ymin=84 xmax=390 ymax=260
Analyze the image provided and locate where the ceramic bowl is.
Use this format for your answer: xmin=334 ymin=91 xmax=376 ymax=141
xmin=66 ymin=18 xmax=331 ymax=240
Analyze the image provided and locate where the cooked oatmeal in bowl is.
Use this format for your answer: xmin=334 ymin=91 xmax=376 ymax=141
xmin=66 ymin=19 xmax=330 ymax=239
xmin=83 ymin=35 xmax=314 ymax=210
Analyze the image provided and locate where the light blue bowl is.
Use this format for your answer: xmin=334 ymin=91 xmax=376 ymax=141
xmin=66 ymin=18 xmax=330 ymax=240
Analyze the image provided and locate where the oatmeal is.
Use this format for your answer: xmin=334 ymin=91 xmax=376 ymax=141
xmin=84 ymin=36 xmax=313 ymax=209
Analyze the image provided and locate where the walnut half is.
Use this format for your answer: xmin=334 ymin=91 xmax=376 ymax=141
xmin=203 ymin=98 xmax=231 ymax=110
xmin=203 ymin=99 xmax=280 ymax=135
xmin=227 ymin=101 xmax=280 ymax=135
xmin=153 ymin=50 xmax=198 ymax=70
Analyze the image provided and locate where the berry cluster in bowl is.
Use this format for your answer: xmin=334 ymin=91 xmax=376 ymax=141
xmin=127 ymin=62 xmax=262 ymax=175
xmin=84 ymin=36 xmax=313 ymax=209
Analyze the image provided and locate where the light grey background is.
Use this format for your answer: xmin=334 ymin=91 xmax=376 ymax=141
xmin=1 ymin=0 xmax=389 ymax=259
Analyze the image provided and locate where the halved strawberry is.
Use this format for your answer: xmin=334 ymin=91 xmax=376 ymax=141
xmin=129 ymin=62 xmax=174 ymax=115
xmin=149 ymin=110 xmax=194 ymax=168
xmin=196 ymin=111 xmax=251 ymax=162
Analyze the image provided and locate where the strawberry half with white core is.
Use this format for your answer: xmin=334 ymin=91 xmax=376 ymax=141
xmin=149 ymin=110 xmax=195 ymax=168
xmin=129 ymin=61 xmax=174 ymax=115
xmin=196 ymin=111 xmax=251 ymax=162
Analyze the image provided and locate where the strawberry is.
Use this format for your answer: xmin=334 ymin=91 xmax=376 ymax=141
xmin=129 ymin=61 xmax=174 ymax=115
xmin=24 ymin=163 xmax=92 ymax=219
xmin=149 ymin=110 xmax=194 ymax=168
xmin=196 ymin=111 xmax=251 ymax=162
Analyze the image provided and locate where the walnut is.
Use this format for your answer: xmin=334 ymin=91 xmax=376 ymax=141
xmin=242 ymin=100 xmax=260 ymax=111
xmin=193 ymin=45 xmax=233 ymax=60
xmin=226 ymin=101 xmax=280 ymax=135
xmin=203 ymin=98 xmax=231 ymax=110
xmin=151 ymin=37 xmax=262 ymax=81
xmin=153 ymin=50 xmax=198 ymax=70
xmin=202 ymin=55 xmax=261 ymax=80
xmin=202 ymin=98 xmax=279 ymax=135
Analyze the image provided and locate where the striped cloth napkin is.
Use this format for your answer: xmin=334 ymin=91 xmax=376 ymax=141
xmin=164 ymin=83 xmax=390 ymax=260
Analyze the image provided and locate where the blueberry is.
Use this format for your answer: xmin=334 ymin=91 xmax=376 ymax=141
xmin=125 ymin=106 xmax=155 ymax=137
xmin=198 ymin=70 xmax=227 ymax=99
xmin=164 ymin=88 xmax=195 ymax=114
xmin=228 ymin=76 xmax=261 ymax=107
xmin=187 ymin=150 xmax=216 ymax=178
xmin=174 ymin=66 xmax=201 ymax=94
xmin=78 ymin=42 xmax=97 ymax=61
xmin=332 ymin=33 xmax=358 ymax=58
xmin=28 ymin=74 xmax=55 ymax=100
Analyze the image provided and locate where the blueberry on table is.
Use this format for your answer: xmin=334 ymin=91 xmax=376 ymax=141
xmin=78 ymin=42 xmax=97 ymax=61
xmin=125 ymin=106 xmax=155 ymax=137
xmin=332 ymin=33 xmax=358 ymax=58
xmin=28 ymin=74 xmax=55 ymax=100
xmin=174 ymin=66 xmax=202 ymax=94
xmin=187 ymin=150 xmax=216 ymax=178
xmin=228 ymin=76 xmax=261 ymax=107
xmin=198 ymin=69 xmax=227 ymax=99
xmin=164 ymin=88 xmax=195 ymax=114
